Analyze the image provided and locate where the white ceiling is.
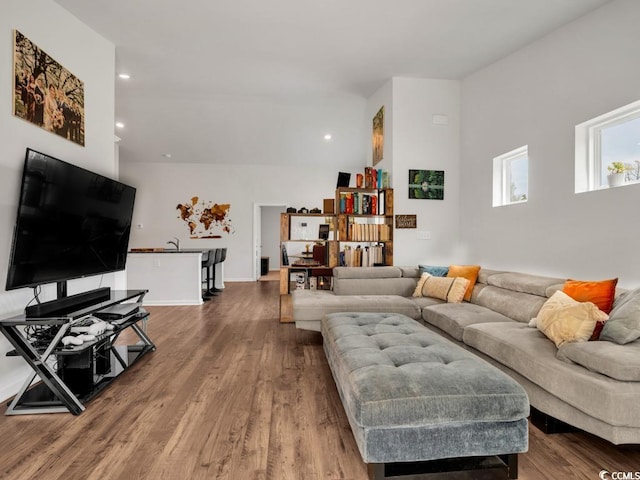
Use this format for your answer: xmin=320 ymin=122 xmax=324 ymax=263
xmin=53 ymin=0 xmax=612 ymax=166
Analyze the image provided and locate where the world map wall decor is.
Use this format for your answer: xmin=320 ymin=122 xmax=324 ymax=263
xmin=176 ymin=197 xmax=235 ymax=238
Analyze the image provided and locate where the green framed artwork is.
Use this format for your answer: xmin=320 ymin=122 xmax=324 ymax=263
xmin=409 ymin=170 xmax=444 ymax=200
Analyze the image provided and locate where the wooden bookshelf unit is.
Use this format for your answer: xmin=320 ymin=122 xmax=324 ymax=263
xmin=279 ymin=188 xmax=394 ymax=322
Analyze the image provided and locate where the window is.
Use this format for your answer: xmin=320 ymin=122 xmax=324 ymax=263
xmin=492 ymin=146 xmax=528 ymax=207
xmin=575 ymin=99 xmax=640 ymax=193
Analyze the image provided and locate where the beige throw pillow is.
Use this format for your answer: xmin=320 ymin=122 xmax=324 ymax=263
xmin=412 ymin=272 xmax=430 ymax=297
xmin=414 ymin=273 xmax=469 ymax=303
xmin=533 ymin=290 xmax=609 ymax=347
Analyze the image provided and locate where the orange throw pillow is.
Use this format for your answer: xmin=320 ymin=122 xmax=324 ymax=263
xmin=562 ymin=278 xmax=618 ymax=341
xmin=562 ymin=278 xmax=618 ymax=314
xmin=447 ymin=265 xmax=481 ymax=301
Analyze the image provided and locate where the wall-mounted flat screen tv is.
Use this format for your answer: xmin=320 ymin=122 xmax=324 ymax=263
xmin=5 ymin=148 xmax=136 ymax=291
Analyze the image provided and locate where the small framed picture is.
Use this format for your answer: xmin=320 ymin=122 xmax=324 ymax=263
xmin=409 ymin=170 xmax=444 ymax=200
xmin=395 ymin=215 xmax=417 ymax=229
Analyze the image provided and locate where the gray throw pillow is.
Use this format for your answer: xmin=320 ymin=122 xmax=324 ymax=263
xmin=600 ymin=288 xmax=640 ymax=344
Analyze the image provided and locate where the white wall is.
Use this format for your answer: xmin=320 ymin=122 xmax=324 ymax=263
xmin=120 ymin=91 xmax=369 ymax=282
xmin=124 ymin=77 xmax=462 ymax=280
xmin=460 ymin=0 xmax=640 ymax=288
xmin=366 ymin=77 xmax=462 ymax=267
xmin=366 ymin=79 xmax=394 ymax=180
xmin=391 ymin=78 xmax=461 ymax=267
xmin=119 ymin=162 xmax=364 ymax=281
xmin=0 ymin=0 xmax=115 ymax=401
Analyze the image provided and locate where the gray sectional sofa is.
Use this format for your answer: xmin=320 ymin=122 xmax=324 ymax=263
xmin=292 ymin=266 xmax=640 ymax=445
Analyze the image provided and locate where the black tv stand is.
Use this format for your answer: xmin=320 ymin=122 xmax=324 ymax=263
xmin=0 ymin=290 xmax=154 ymax=415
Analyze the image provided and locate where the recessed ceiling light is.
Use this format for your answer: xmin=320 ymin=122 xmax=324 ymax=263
xmin=324 ymin=134 xmax=332 ymax=141
xmin=162 ymin=153 xmax=172 ymax=159
xmin=115 ymin=122 xmax=125 ymax=129
xmin=118 ymin=73 xmax=130 ymax=79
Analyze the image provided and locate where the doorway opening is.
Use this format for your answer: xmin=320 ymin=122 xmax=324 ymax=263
xmin=253 ymin=204 xmax=286 ymax=281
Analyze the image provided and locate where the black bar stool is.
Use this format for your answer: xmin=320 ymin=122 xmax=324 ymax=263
xmin=211 ymin=247 xmax=227 ymax=293
xmin=201 ymin=249 xmax=217 ymax=300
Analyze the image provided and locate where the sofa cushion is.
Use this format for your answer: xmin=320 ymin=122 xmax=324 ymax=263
xmin=557 ymin=340 xmax=640 ymax=382
xmin=333 ymin=266 xmax=401 ymax=279
xmin=292 ymin=290 xmax=421 ymax=322
xmin=447 ymin=265 xmax=480 ymax=301
xmin=462 ymin=322 xmax=640 ymax=428
xmin=334 ymin=277 xmax=418 ymax=296
xmin=486 ymin=272 xmax=566 ymax=297
xmin=477 ymin=269 xmax=507 ymax=285
xmin=422 ymin=303 xmax=514 ymax=341
xmin=562 ymin=278 xmax=618 ymax=314
xmin=332 ymin=266 xmax=417 ymax=296
xmin=472 ymin=286 xmax=547 ymax=324
xmin=531 ymin=290 xmax=608 ymax=348
xmin=398 ymin=266 xmax=421 ymax=278
xmin=410 ymin=296 xmax=445 ymax=309
xmin=600 ymin=288 xmax=640 ymax=345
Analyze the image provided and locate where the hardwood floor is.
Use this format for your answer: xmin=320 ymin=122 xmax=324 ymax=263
xmin=0 ymin=281 xmax=637 ymax=479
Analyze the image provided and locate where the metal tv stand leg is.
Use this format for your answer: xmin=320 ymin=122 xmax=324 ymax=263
xmin=2 ymin=323 xmax=85 ymax=415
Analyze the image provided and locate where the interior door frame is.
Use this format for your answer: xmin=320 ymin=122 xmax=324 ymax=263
xmin=253 ymin=203 xmax=287 ymax=281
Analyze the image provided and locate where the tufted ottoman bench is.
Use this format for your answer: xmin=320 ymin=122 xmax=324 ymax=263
xmin=322 ymin=312 xmax=529 ymax=480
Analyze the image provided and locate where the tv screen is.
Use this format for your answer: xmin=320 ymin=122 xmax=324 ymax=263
xmin=5 ymin=148 xmax=136 ymax=290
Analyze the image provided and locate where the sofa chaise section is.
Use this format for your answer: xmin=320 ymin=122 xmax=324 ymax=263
xmin=463 ymin=321 xmax=640 ymax=445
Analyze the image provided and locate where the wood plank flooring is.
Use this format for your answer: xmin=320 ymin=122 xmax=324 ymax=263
xmin=0 ymin=281 xmax=638 ymax=479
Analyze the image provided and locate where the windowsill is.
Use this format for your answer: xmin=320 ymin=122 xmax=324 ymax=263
xmin=494 ymin=200 xmax=528 ymax=208
xmin=604 ymin=180 xmax=640 ymax=189
xmin=577 ymin=179 xmax=640 ymax=194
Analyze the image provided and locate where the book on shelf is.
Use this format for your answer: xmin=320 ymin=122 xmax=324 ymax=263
xmin=338 ymin=191 xmax=379 ymax=214
xmin=360 ymin=167 xmax=389 ymax=189
xmin=340 ymin=244 xmax=384 ymax=267
xmin=378 ymin=169 xmax=389 ymax=189
xmin=348 ymin=223 xmax=390 ymax=242
xmin=379 ymin=224 xmax=390 ymax=241
xmin=364 ymin=167 xmax=374 ymax=188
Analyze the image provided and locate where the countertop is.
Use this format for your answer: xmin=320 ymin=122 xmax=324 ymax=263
xmin=129 ymin=248 xmax=207 ymax=254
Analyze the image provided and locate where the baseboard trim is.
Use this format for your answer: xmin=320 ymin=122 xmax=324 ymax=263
xmin=141 ymin=300 xmax=204 ymax=306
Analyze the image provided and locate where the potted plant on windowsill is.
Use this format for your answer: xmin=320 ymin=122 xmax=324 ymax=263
xmin=607 ymin=162 xmax=629 ymax=187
